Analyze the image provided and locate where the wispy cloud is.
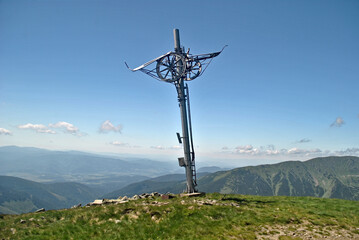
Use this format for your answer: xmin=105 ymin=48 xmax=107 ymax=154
xmin=225 ymin=144 xmax=325 ymax=158
xmin=169 ymin=145 xmax=182 ymax=150
xmin=235 ymin=145 xmax=257 ymax=154
xmin=287 ymin=148 xmax=322 ymax=155
xmin=18 ymin=122 xmax=83 ymax=135
xmin=150 ymin=145 xmax=182 ymax=150
xmin=334 ymin=148 xmax=359 ymax=156
xmin=110 ymin=141 xmax=128 ymax=147
xmin=99 ymin=120 xmax=122 ymax=134
xmin=0 ymin=128 xmax=12 ymax=135
xmin=330 ymin=117 xmax=345 ymax=127
xmin=18 ymin=123 xmax=56 ymax=134
xmin=151 ymin=145 xmax=165 ymax=150
xmin=296 ymin=138 xmax=311 ymax=143
xmin=223 ymin=144 xmax=359 ymax=158
xmin=49 ymin=121 xmax=83 ymax=136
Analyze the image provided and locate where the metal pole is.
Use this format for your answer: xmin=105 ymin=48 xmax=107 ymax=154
xmin=173 ymin=29 xmax=196 ymax=193
xmin=173 ymin=29 xmax=181 ymax=52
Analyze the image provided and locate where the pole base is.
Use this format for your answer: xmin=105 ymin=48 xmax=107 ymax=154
xmin=180 ymin=192 xmax=205 ymax=198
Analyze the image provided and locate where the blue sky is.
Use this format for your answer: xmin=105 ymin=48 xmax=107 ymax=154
xmin=1 ymin=0 xmax=358 ymax=167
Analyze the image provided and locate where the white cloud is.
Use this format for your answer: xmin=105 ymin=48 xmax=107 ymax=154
xmin=99 ymin=120 xmax=122 ymax=134
xmin=0 ymin=128 xmax=12 ymax=135
xmin=169 ymin=145 xmax=182 ymax=150
xmin=288 ymin=148 xmax=305 ymax=155
xmin=151 ymin=145 xmax=165 ymax=150
xmin=150 ymin=145 xmax=181 ymax=150
xmin=265 ymin=149 xmax=280 ymax=155
xmin=18 ymin=123 xmax=56 ymax=134
xmin=235 ymin=145 xmax=261 ymax=155
xmin=330 ymin=117 xmax=345 ymax=127
xmin=229 ymin=144 xmax=324 ymax=158
xmin=49 ymin=121 xmax=82 ymax=135
xmin=18 ymin=121 xmax=83 ymax=136
xmin=110 ymin=141 xmax=128 ymax=147
xmin=221 ymin=144 xmax=359 ymax=159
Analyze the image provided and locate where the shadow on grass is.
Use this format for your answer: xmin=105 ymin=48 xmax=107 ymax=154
xmin=221 ymin=197 xmax=275 ymax=205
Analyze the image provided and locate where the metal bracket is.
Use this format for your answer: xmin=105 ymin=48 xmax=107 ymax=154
xmin=176 ymin=132 xmax=182 ymax=144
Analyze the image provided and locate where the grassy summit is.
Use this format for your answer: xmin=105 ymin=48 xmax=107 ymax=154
xmin=0 ymin=193 xmax=358 ymax=239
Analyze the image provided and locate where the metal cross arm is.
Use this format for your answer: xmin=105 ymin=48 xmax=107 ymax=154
xmin=125 ymin=46 xmax=226 ymax=83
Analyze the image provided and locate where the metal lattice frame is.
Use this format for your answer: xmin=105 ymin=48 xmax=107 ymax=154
xmin=125 ymin=46 xmax=226 ymax=83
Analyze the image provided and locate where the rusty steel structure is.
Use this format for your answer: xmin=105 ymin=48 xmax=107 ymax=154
xmin=126 ymin=29 xmax=225 ymax=193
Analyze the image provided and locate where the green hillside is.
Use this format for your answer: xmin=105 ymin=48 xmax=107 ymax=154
xmin=0 ymin=194 xmax=358 ymax=239
xmin=198 ymin=156 xmax=359 ymax=200
xmin=108 ymin=156 xmax=359 ymax=201
xmin=0 ymin=176 xmax=100 ymax=214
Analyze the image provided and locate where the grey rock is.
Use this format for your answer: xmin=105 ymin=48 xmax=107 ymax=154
xmin=132 ymin=195 xmax=140 ymax=200
xmin=71 ymin=203 xmax=82 ymax=208
xmin=151 ymin=192 xmax=161 ymax=197
xmin=35 ymin=208 xmax=45 ymax=213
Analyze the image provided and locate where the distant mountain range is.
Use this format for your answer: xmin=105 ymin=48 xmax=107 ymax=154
xmin=1 ymin=146 xmax=358 ymax=214
xmin=0 ymin=146 xmax=177 ymax=194
xmin=0 ymin=176 xmax=99 ymax=214
xmin=106 ymin=156 xmax=359 ymax=201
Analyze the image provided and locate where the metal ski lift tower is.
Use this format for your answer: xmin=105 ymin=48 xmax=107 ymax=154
xmin=126 ymin=29 xmax=225 ymax=193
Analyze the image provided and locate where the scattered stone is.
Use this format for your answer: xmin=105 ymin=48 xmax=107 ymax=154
xmin=29 ymin=218 xmax=35 ymax=221
xmin=71 ymin=203 xmax=82 ymax=209
xmin=86 ymin=192 xmax=174 ymax=207
xmin=140 ymin=193 xmax=150 ymax=199
xmin=128 ymin=213 xmax=139 ymax=220
xmin=92 ymin=199 xmax=103 ymax=205
xmin=132 ymin=195 xmax=140 ymax=200
xmin=109 ymin=218 xmax=121 ymax=224
xmin=161 ymin=194 xmax=175 ymax=200
xmin=35 ymin=208 xmax=45 ymax=213
xmin=151 ymin=192 xmax=161 ymax=197
xmin=20 ymin=219 xmax=26 ymax=224
xmin=10 ymin=228 xmax=16 ymax=234
xmin=102 ymin=199 xmax=114 ymax=204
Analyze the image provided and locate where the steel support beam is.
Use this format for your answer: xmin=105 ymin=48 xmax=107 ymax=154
xmin=173 ymin=29 xmax=196 ymax=193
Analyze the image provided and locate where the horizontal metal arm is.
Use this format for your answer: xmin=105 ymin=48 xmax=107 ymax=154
xmin=124 ymin=51 xmax=172 ymax=72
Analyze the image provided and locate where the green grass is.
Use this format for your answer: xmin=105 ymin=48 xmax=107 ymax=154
xmin=0 ymin=193 xmax=358 ymax=239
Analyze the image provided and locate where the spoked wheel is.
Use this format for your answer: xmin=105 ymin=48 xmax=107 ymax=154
xmin=185 ymin=59 xmax=202 ymax=81
xmin=156 ymin=53 xmax=185 ymax=83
